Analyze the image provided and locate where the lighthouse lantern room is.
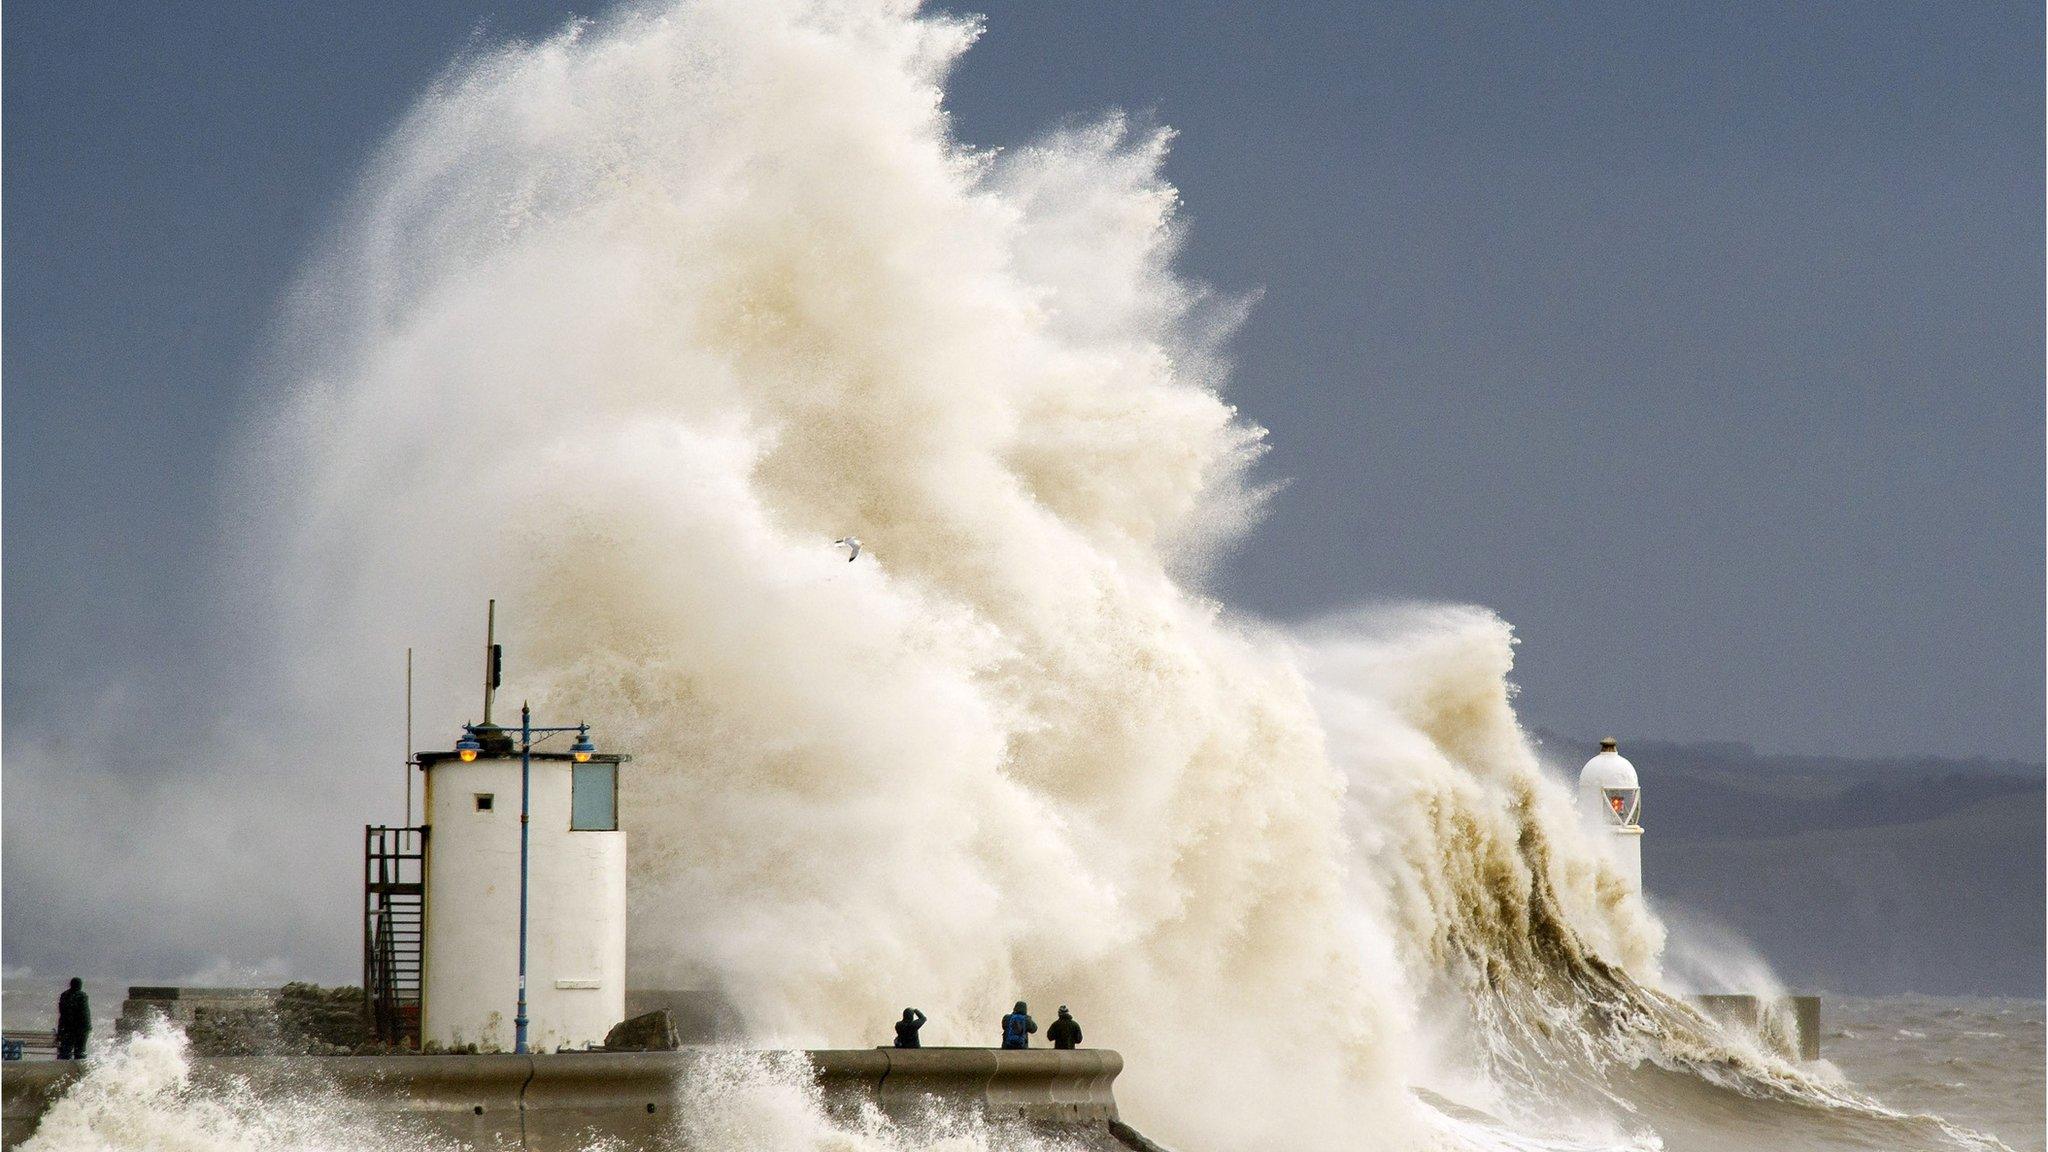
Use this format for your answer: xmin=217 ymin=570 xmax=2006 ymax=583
xmin=1578 ymin=737 xmax=1643 ymax=892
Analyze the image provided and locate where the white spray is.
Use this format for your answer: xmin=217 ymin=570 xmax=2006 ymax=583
xmin=215 ymin=0 xmax=1723 ymax=1149
xmin=20 ymin=1019 xmax=420 ymax=1152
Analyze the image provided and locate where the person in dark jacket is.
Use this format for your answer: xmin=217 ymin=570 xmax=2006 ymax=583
xmin=55 ymin=978 xmax=90 ymax=1060
xmin=1047 ymin=1005 xmax=1082 ymax=1050
xmin=893 ymin=1008 xmax=926 ymax=1048
xmin=1000 ymin=1001 xmax=1036 ymax=1049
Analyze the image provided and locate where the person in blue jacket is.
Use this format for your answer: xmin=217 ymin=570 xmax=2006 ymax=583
xmin=1000 ymin=1001 xmax=1036 ymax=1049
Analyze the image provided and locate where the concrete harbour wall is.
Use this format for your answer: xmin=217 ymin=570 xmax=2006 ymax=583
xmin=114 ymin=986 xmax=277 ymax=1036
xmin=2 ymin=1047 xmax=1129 ymax=1151
xmin=1690 ymin=995 xmax=1822 ymax=1061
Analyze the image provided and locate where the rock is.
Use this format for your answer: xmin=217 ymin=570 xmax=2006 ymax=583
xmin=624 ymin=990 xmax=746 ymax=1043
xmin=604 ymin=1010 xmax=680 ymax=1052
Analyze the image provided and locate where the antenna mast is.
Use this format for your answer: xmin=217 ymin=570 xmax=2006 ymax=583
xmin=404 ymin=647 xmax=415 ymax=826
xmin=483 ymin=599 xmax=501 ymax=726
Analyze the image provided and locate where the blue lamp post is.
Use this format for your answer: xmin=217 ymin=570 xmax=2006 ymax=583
xmin=459 ymin=706 xmax=598 ymax=1055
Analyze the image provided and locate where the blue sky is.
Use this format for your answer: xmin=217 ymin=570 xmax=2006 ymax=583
xmin=6 ymin=0 xmax=2042 ymax=759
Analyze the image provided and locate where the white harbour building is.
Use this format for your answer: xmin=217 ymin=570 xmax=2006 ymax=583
xmin=366 ymin=715 xmax=629 ymax=1053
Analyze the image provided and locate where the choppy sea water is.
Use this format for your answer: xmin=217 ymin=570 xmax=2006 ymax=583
xmin=1816 ymin=996 xmax=2044 ymax=1152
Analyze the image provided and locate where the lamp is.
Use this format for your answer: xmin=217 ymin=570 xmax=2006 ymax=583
xmin=570 ymin=728 xmax=595 ymax=763
xmin=455 ymin=731 xmax=482 ymax=762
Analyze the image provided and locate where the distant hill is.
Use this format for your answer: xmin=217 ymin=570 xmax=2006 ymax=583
xmin=1532 ymin=732 xmax=2045 ymax=997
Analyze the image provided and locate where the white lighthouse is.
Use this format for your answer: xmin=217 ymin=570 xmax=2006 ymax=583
xmin=417 ymin=721 xmax=629 ymax=1052
xmin=1578 ymin=738 xmax=1643 ymax=891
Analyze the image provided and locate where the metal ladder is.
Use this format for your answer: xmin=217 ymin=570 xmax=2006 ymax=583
xmin=364 ymin=824 xmax=426 ymax=1047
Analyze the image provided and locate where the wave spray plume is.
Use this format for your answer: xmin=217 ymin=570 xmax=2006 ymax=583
xmin=191 ymin=2 xmax=2000 ymax=1150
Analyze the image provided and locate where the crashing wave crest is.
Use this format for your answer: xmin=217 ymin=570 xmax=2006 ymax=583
xmin=150 ymin=2 xmax=2021 ymax=1150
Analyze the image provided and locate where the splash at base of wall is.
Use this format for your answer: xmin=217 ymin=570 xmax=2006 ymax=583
xmin=3 ymin=1036 xmax=1135 ymax=1152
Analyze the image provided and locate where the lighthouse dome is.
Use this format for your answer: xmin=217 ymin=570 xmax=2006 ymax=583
xmin=1579 ymin=739 xmax=1638 ymax=791
xmin=1576 ymin=738 xmax=1644 ymax=885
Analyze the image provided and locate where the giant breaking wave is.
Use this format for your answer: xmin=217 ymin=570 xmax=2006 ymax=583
xmin=76 ymin=2 xmax=1993 ymax=1150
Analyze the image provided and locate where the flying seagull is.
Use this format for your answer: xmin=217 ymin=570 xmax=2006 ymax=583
xmin=834 ymin=537 xmax=862 ymax=562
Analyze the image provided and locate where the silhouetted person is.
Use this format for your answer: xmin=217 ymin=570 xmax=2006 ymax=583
xmin=1000 ymin=1001 xmax=1036 ymax=1049
xmin=1047 ymin=1005 xmax=1082 ymax=1050
xmin=894 ymin=1008 xmax=926 ymax=1049
xmin=55 ymin=979 xmax=89 ymax=1060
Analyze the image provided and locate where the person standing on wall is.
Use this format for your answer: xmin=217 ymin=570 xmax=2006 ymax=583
xmin=55 ymin=978 xmax=90 ymax=1060
xmin=1047 ymin=1005 xmax=1082 ymax=1050
xmin=893 ymin=1008 xmax=926 ymax=1048
xmin=1000 ymin=1001 xmax=1036 ymax=1049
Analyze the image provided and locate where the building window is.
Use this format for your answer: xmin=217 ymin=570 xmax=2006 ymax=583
xmin=570 ymin=763 xmax=617 ymax=831
xmin=474 ymin=794 xmax=494 ymax=812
